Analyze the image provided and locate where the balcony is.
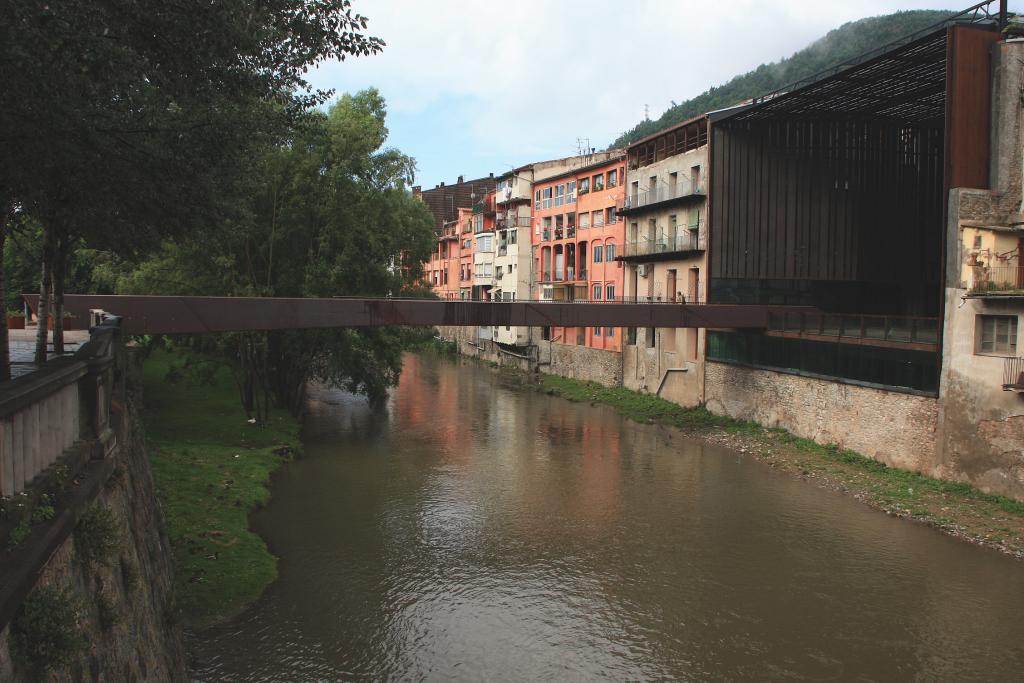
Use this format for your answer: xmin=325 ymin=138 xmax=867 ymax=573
xmin=1004 ymin=357 xmax=1024 ymax=391
xmin=618 ymin=229 xmax=706 ymax=262
xmin=621 ymin=184 xmax=705 ymax=215
xmin=966 ymin=264 xmax=1024 ymax=296
xmin=766 ymin=312 xmax=940 ymax=351
xmin=496 ymin=216 xmax=531 ymax=229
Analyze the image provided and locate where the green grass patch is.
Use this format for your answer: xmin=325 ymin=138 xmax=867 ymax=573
xmin=538 ymin=373 xmax=760 ymax=435
xmin=142 ymin=350 xmax=301 ymax=629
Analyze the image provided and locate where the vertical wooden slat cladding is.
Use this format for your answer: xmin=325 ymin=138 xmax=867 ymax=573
xmin=945 ymin=25 xmax=998 ymax=192
xmin=710 ymin=116 xmax=945 ymax=290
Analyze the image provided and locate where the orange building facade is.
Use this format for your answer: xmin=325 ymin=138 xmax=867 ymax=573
xmin=532 ymin=156 xmax=626 ymax=351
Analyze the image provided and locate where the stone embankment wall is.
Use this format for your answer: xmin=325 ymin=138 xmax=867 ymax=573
xmin=435 ymin=326 xmax=621 ymax=386
xmin=0 ymin=351 xmax=186 ymax=681
xmin=704 ymin=361 xmax=939 ymax=471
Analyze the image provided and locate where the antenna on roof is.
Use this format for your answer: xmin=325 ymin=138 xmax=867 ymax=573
xmin=644 ymin=104 xmax=649 ymax=121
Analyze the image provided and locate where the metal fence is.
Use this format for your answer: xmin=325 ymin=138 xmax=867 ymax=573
xmin=625 ymin=183 xmax=706 ymax=210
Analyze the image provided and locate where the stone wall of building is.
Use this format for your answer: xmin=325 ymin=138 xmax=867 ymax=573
xmin=435 ymin=326 xmax=623 ymax=387
xmin=704 ymin=361 xmax=939 ymax=471
xmin=539 ymin=339 xmax=622 ymax=387
xmin=623 ymin=327 xmax=704 ymax=407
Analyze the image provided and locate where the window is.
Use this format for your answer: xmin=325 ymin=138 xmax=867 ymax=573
xmin=509 ymin=230 xmax=517 ymax=244
xmin=541 ymin=187 xmax=552 ymax=209
xmin=608 ymin=169 xmax=617 ymax=187
xmin=555 ymin=184 xmax=565 ymax=207
xmin=593 ymin=245 xmax=603 ymax=263
xmin=478 ymin=235 xmax=492 ymax=251
xmin=647 ymin=327 xmax=656 ymax=348
xmin=605 ymin=327 xmax=614 ymax=337
xmin=567 ymin=212 xmax=576 ymax=229
xmin=691 ymin=165 xmax=702 ymax=193
xmin=592 ymin=210 xmax=603 ymax=227
xmin=463 ymin=239 xmax=471 ymax=249
xmin=605 ymin=243 xmax=616 ymax=260
xmin=567 ymin=180 xmax=576 ymax=204
xmin=606 ymin=207 xmax=617 ymax=225
xmin=578 ymin=177 xmax=590 ymax=194
xmin=593 ymin=174 xmax=604 ymax=191
xmin=593 ymin=284 xmax=602 ymax=300
xmin=535 ymin=190 xmax=541 ymax=211
xmin=579 ymin=212 xmax=590 ymax=229
xmin=627 ymin=327 xmax=637 ymax=345
xmin=976 ymin=315 xmax=1018 ymax=355
xmin=606 ymin=284 xmax=615 ymax=300
xmin=593 ymin=326 xmax=602 ymax=336
xmin=973 ymin=234 xmax=982 ymax=249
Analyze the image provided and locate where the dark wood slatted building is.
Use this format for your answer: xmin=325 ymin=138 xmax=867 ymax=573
xmin=706 ymin=22 xmax=1001 ymax=394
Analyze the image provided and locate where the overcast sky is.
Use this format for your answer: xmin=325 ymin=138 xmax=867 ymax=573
xmin=307 ymin=0 xmax=1010 ymax=188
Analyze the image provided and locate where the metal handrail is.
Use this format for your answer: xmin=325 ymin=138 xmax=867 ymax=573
xmin=1004 ymin=357 xmax=1024 ymax=390
xmin=967 ymin=264 xmax=1024 ymax=294
xmin=767 ymin=312 xmax=941 ymax=345
xmin=622 ymin=230 xmax=707 ymax=257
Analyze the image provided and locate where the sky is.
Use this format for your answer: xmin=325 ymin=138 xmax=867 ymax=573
xmin=307 ymin=0 xmax=1006 ymax=189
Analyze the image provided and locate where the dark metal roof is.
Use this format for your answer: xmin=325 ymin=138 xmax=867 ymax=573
xmin=725 ymin=28 xmax=951 ymax=124
xmin=718 ymin=1 xmax=1004 ymax=125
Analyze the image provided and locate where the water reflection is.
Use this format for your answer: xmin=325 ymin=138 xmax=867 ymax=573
xmin=193 ymin=354 xmax=1024 ymax=681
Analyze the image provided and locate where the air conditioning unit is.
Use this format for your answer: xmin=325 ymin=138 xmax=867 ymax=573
xmin=638 ymin=264 xmax=651 ymax=277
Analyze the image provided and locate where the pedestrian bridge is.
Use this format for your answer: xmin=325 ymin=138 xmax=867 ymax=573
xmin=31 ymin=295 xmax=816 ymax=335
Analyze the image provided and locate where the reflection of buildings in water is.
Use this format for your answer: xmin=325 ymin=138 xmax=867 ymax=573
xmin=391 ymin=354 xmax=473 ymax=465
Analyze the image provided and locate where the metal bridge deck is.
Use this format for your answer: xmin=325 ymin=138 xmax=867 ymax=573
xmin=26 ymin=295 xmax=817 ymax=335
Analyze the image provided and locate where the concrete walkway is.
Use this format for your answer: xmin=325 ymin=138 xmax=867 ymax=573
xmin=7 ymin=326 xmax=89 ymax=379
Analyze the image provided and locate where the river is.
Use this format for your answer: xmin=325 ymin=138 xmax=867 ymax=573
xmin=192 ymin=353 xmax=1024 ymax=681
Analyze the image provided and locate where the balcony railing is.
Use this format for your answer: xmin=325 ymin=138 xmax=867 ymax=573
xmin=0 ymin=315 xmax=120 ymax=496
xmin=967 ymin=264 xmax=1024 ymax=295
xmin=624 ymin=183 xmax=705 ymax=211
xmin=498 ymin=245 xmax=508 ymax=256
xmin=1004 ymin=357 xmax=1024 ymax=391
xmin=496 ymin=216 xmax=532 ymax=229
xmin=622 ymin=230 xmax=706 ymax=258
xmin=767 ymin=312 xmax=940 ymax=347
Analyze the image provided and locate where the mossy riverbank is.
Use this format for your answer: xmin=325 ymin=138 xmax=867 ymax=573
xmin=142 ymin=350 xmax=301 ymax=629
xmin=491 ymin=364 xmax=1024 ymax=559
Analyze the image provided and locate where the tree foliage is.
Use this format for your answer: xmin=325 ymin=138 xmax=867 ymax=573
xmin=0 ymin=0 xmax=384 ymax=363
xmin=609 ymin=10 xmax=955 ymax=148
xmin=114 ymin=90 xmax=436 ymax=416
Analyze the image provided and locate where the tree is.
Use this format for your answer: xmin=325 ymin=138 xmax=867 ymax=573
xmin=113 ymin=90 xmax=436 ymax=417
xmin=0 ymin=1 xmax=384 ymax=366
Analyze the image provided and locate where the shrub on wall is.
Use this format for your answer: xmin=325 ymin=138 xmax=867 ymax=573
xmin=74 ymin=505 xmax=121 ymax=567
xmin=10 ymin=587 xmax=86 ymax=677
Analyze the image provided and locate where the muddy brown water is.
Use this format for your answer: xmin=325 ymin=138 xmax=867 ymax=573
xmin=192 ymin=354 xmax=1024 ymax=681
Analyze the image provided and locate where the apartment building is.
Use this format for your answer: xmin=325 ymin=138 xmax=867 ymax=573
xmin=424 ymin=217 xmax=462 ymax=299
xmin=493 ymin=168 xmax=534 ymax=345
xmin=533 ymin=155 xmax=626 ymax=350
xmin=617 ymin=116 xmax=709 ymax=405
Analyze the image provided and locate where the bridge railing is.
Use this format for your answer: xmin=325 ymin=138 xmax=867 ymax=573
xmin=0 ymin=315 xmax=120 ymax=496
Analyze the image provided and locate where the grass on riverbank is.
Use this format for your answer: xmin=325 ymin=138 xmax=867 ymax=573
xmin=142 ymin=350 xmax=301 ymax=629
xmin=529 ymin=371 xmax=1024 ymax=557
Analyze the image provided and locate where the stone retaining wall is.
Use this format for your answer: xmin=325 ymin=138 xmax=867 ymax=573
xmin=704 ymin=361 xmax=938 ymax=471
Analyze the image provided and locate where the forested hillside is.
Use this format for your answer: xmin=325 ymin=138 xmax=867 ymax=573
xmin=609 ymin=9 xmax=954 ymax=148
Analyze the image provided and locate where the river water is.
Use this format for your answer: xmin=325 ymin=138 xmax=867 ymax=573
xmin=193 ymin=354 xmax=1024 ymax=681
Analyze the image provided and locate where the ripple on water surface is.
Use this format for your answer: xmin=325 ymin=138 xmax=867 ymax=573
xmin=192 ymin=355 xmax=1024 ymax=681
